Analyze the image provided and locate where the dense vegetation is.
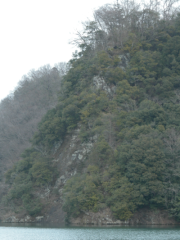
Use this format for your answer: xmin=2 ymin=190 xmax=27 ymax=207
xmin=2 ymin=0 xmax=180 ymax=221
xmin=3 ymin=148 xmax=57 ymax=215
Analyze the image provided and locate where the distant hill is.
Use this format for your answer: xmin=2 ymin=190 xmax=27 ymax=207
xmin=0 ymin=63 xmax=68 ymax=195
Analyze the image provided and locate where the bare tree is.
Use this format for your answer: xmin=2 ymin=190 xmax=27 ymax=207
xmin=72 ymin=0 xmax=180 ymax=52
xmin=0 ymin=63 xmax=68 ymax=185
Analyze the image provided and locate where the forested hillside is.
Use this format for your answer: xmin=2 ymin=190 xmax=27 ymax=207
xmin=0 ymin=63 xmax=68 ymax=195
xmin=2 ymin=0 xmax=180 ymax=223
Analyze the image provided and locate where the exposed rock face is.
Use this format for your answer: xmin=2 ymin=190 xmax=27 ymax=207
xmin=92 ymin=54 xmax=129 ymax=97
xmin=70 ymin=208 xmax=178 ymax=226
xmin=2 ymin=208 xmax=178 ymax=225
xmin=70 ymin=208 xmax=129 ymax=225
xmin=54 ymin=127 xmax=96 ymax=188
xmin=130 ymin=208 xmax=178 ymax=225
xmin=0 ymin=127 xmax=96 ymax=224
xmin=93 ymin=76 xmax=116 ymax=97
xmin=2 ymin=215 xmax=44 ymax=223
xmin=118 ymin=53 xmax=130 ymax=71
xmin=51 ymin=140 xmax=63 ymax=155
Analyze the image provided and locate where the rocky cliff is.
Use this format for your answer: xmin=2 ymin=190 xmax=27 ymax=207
xmin=0 ymin=126 xmax=95 ymax=224
xmin=0 ymin=126 xmax=178 ymax=225
xmin=1 ymin=2 xmax=180 ymax=225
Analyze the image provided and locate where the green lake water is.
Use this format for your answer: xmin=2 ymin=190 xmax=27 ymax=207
xmin=0 ymin=224 xmax=180 ymax=240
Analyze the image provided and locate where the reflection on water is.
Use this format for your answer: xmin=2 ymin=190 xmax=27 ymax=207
xmin=0 ymin=224 xmax=180 ymax=240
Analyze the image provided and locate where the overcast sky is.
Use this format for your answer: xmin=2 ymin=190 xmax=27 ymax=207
xmin=0 ymin=0 xmax=114 ymax=101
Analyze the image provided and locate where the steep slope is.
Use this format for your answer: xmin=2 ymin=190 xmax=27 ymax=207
xmin=1 ymin=1 xmax=180 ymax=225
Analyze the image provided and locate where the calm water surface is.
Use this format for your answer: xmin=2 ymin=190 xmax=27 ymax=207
xmin=0 ymin=224 xmax=180 ymax=240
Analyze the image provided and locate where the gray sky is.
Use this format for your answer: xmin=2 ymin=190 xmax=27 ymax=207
xmin=0 ymin=0 xmax=114 ymax=101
